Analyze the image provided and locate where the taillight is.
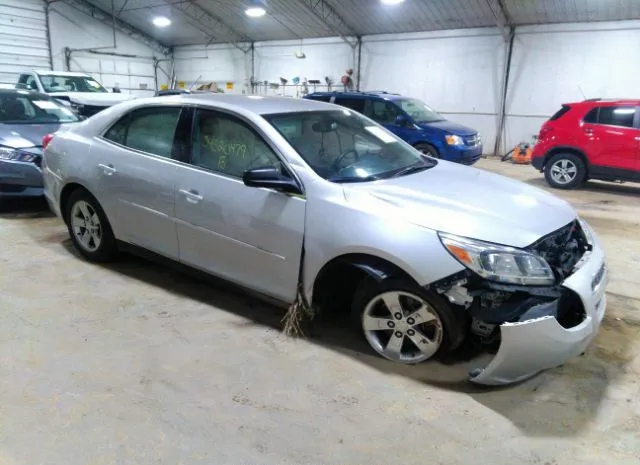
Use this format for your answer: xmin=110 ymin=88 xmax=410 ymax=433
xmin=42 ymin=133 xmax=55 ymax=150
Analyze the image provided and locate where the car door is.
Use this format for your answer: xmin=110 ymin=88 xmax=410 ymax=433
xmin=92 ymin=105 xmax=185 ymax=258
xmin=366 ymin=99 xmax=414 ymax=139
xmin=581 ymin=105 xmax=638 ymax=175
xmin=174 ymin=107 xmax=306 ymax=302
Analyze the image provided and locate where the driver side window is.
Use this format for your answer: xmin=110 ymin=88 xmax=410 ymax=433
xmin=369 ymin=100 xmax=402 ymax=125
xmin=190 ymin=109 xmax=282 ymax=178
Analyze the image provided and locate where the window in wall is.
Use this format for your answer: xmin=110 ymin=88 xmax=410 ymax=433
xmin=191 ymin=109 xmax=282 ymax=177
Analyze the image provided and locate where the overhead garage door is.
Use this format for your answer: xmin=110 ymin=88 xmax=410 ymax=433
xmin=0 ymin=0 xmax=50 ymax=85
xmin=68 ymin=51 xmax=157 ymax=97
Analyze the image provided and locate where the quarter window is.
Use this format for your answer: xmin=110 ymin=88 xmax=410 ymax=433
xmin=191 ymin=109 xmax=282 ymax=177
xmin=103 ymin=106 xmax=181 ymax=158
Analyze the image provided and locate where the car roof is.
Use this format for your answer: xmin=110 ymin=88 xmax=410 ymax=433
xmin=32 ymin=70 xmax=90 ymax=77
xmin=307 ymin=91 xmax=405 ymax=101
xmin=164 ymin=93 xmax=339 ymax=115
xmin=565 ymin=98 xmax=640 ymax=106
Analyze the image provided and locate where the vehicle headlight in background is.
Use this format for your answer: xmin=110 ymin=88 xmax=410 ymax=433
xmin=439 ymin=233 xmax=555 ymax=286
xmin=445 ymin=135 xmax=464 ymax=146
xmin=0 ymin=146 xmax=38 ymax=162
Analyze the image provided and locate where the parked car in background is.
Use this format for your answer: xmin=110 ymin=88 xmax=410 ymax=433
xmin=16 ymin=70 xmax=132 ymax=119
xmin=0 ymin=89 xmax=80 ymax=196
xmin=43 ymin=94 xmax=606 ymax=386
xmin=304 ymin=91 xmax=483 ymax=165
xmin=532 ymin=98 xmax=640 ymax=189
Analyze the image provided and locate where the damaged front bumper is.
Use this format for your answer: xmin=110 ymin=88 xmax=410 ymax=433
xmin=469 ymin=243 xmax=607 ymax=386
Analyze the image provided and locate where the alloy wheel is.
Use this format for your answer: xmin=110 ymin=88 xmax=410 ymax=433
xmin=70 ymin=200 xmax=102 ymax=252
xmin=550 ymin=159 xmax=577 ymax=185
xmin=362 ymin=291 xmax=443 ymax=364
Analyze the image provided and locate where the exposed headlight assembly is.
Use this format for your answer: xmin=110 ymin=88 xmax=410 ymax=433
xmin=439 ymin=233 xmax=555 ymax=286
xmin=0 ymin=146 xmax=37 ymax=162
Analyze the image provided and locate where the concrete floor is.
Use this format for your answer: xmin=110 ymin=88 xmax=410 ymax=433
xmin=1 ymin=158 xmax=639 ymax=464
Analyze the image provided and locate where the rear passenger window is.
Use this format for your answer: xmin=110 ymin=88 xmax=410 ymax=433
xmin=334 ymin=98 xmax=365 ymax=113
xmin=104 ymin=106 xmax=182 ymax=158
xmin=596 ymin=106 xmax=636 ymax=128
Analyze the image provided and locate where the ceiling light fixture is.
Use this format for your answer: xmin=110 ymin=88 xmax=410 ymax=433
xmin=152 ymin=16 xmax=171 ymax=27
xmin=245 ymin=6 xmax=266 ymax=17
xmin=381 ymin=0 xmax=405 ymax=5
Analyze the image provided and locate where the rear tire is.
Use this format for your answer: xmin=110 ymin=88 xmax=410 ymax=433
xmin=351 ymin=277 xmax=463 ymax=364
xmin=414 ymin=143 xmax=439 ymax=159
xmin=544 ymin=153 xmax=586 ymax=189
xmin=65 ymin=188 xmax=118 ymax=262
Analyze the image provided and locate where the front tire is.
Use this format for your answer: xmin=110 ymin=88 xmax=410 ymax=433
xmin=414 ymin=143 xmax=439 ymax=159
xmin=65 ymin=189 xmax=118 ymax=262
xmin=544 ymin=153 xmax=586 ymax=189
xmin=351 ymin=277 xmax=461 ymax=364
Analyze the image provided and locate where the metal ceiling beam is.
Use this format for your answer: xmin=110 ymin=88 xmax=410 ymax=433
xmin=170 ymin=0 xmax=252 ymax=53
xmin=53 ymin=0 xmax=171 ymax=55
xmin=298 ymin=0 xmax=358 ymax=48
xmin=486 ymin=0 xmax=512 ymax=41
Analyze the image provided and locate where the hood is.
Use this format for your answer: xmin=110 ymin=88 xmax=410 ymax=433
xmin=418 ymin=120 xmax=476 ymax=136
xmin=49 ymin=92 xmax=132 ymax=107
xmin=343 ymin=161 xmax=576 ymax=248
xmin=0 ymin=122 xmax=76 ymax=149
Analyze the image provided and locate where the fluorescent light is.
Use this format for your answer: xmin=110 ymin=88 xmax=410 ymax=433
xmin=381 ymin=0 xmax=405 ymax=4
xmin=245 ymin=6 xmax=266 ymax=17
xmin=152 ymin=16 xmax=171 ymax=27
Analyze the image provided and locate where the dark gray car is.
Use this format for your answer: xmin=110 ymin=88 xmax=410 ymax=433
xmin=0 ymin=89 xmax=79 ymax=196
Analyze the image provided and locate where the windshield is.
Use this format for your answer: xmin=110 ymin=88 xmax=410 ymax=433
xmin=0 ymin=91 xmax=80 ymax=124
xmin=40 ymin=75 xmax=107 ymax=93
xmin=266 ymin=110 xmax=436 ymax=183
xmin=396 ymin=99 xmax=444 ymax=123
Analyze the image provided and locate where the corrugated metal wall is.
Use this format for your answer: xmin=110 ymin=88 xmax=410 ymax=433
xmin=0 ymin=0 xmax=50 ymax=84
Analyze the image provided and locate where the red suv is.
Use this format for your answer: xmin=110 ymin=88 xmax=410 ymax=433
xmin=531 ymin=99 xmax=640 ymax=189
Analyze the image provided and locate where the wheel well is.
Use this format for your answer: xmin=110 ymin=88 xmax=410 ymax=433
xmin=311 ymin=254 xmax=414 ymax=317
xmin=59 ymin=182 xmax=87 ymax=220
xmin=414 ymin=141 xmax=438 ymax=154
xmin=544 ymin=147 xmax=589 ymax=172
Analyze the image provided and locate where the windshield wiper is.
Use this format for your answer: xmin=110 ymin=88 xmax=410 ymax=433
xmin=390 ymin=162 xmax=433 ymax=178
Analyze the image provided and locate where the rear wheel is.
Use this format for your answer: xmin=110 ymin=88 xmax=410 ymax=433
xmin=544 ymin=153 xmax=586 ymax=189
xmin=65 ymin=189 xmax=118 ymax=262
xmin=351 ymin=277 xmax=460 ymax=364
xmin=414 ymin=143 xmax=439 ymax=159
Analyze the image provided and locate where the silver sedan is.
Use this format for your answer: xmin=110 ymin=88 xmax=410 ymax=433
xmin=42 ymin=94 xmax=607 ymax=385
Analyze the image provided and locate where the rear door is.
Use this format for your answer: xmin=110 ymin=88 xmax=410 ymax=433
xmin=93 ymin=105 xmax=184 ymax=258
xmin=366 ymin=99 xmax=414 ymax=140
xmin=581 ymin=105 xmax=638 ymax=175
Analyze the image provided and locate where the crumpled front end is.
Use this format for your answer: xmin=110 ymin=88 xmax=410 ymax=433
xmin=433 ymin=220 xmax=608 ymax=386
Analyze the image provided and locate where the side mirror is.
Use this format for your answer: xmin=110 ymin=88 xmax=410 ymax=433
xmin=395 ymin=114 xmax=409 ymax=127
xmin=242 ymin=167 xmax=302 ymax=195
xmin=112 ymin=87 xmax=121 ymax=93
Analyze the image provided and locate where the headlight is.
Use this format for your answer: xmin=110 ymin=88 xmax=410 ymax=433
xmin=0 ymin=146 xmax=37 ymax=162
xmin=439 ymin=233 xmax=555 ymax=286
xmin=445 ymin=134 xmax=464 ymax=146
xmin=578 ymin=217 xmax=594 ymax=245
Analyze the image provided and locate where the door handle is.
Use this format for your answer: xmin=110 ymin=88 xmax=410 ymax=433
xmin=98 ymin=163 xmax=116 ymax=175
xmin=584 ymin=128 xmax=593 ymax=135
xmin=179 ymin=188 xmax=203 ymax=203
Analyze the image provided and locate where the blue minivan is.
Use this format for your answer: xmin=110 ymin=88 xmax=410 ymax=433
xmin=304 ymin=91 xmax=482 ymax=165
